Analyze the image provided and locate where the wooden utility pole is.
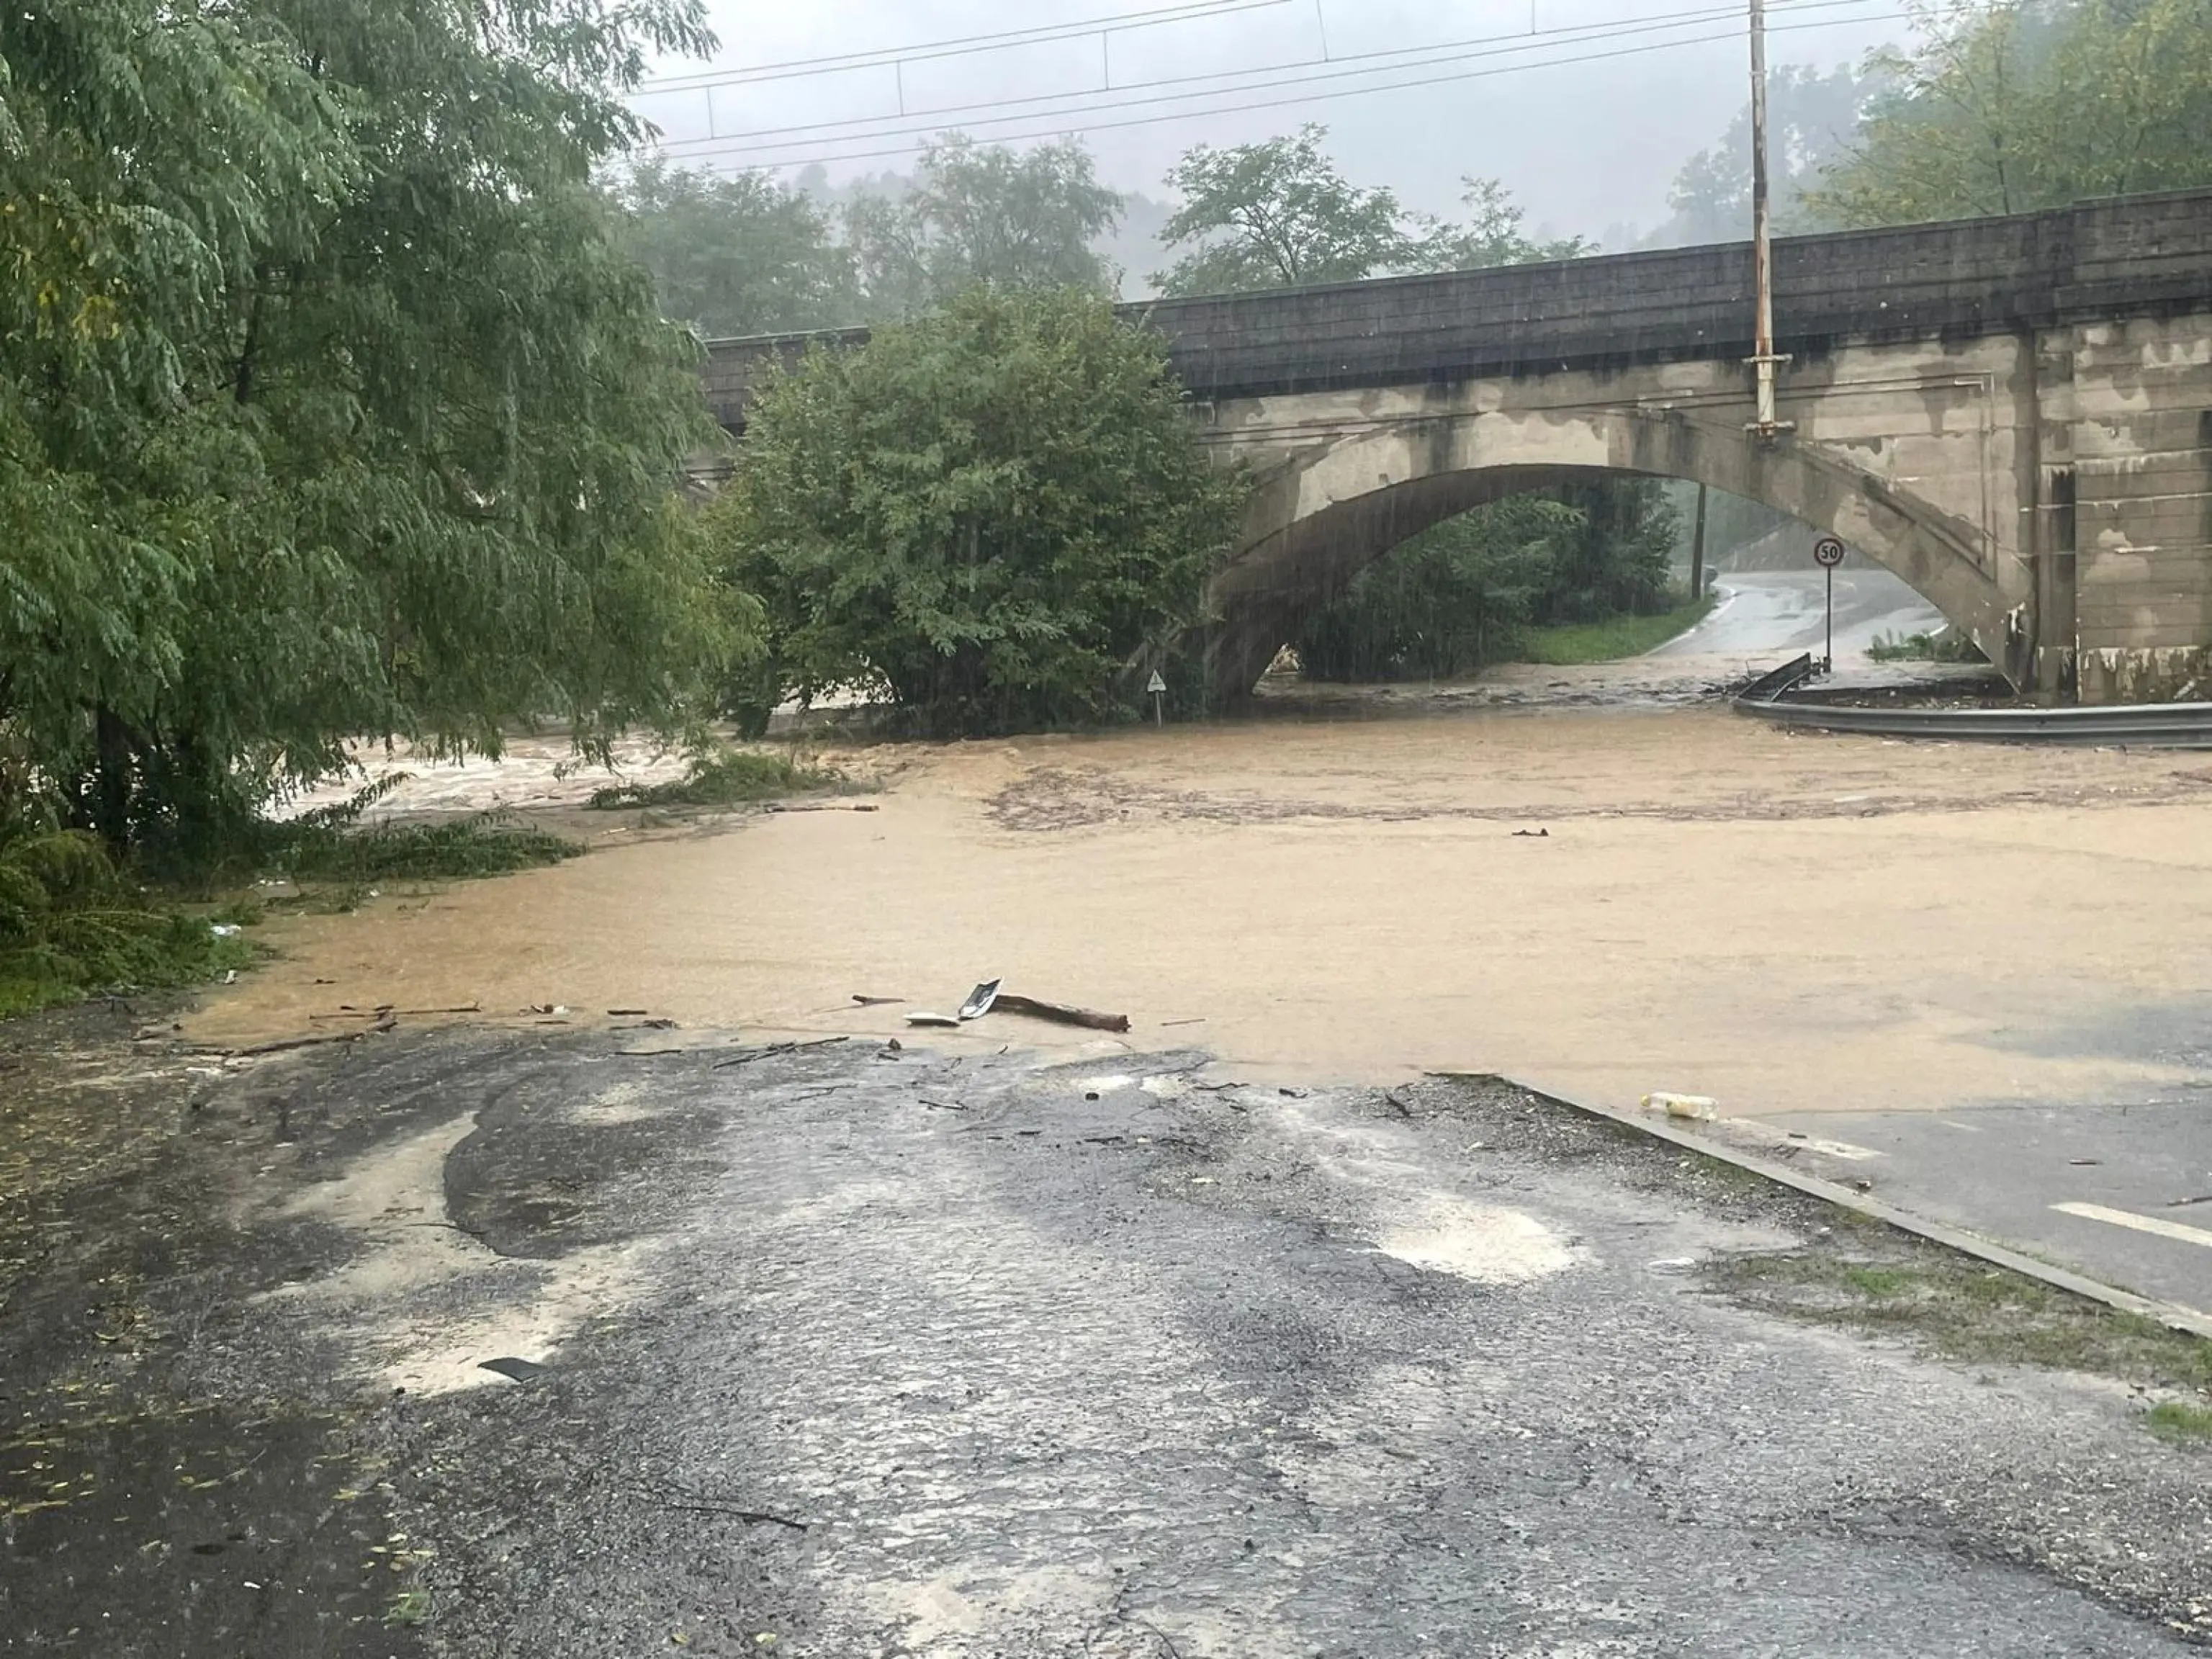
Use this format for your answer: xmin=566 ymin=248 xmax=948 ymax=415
xmin=1691 ymin=482 xmax=1709 ymax=601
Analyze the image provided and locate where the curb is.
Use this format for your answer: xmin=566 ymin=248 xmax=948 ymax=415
xmin=1452 ymin=1072 xmax=2212 ymax=1343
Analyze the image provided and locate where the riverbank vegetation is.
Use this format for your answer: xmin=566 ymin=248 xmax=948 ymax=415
xmin=1293 ymin=482 xmax=1685 ymax=682
xmin=0 ymin=0 xmax=729 ymax=1008
xmin=0 ymin=0 xmax=734 ymax=873
xmin=586 ymin=748 xmax=858 ymax=811
xmin=714 ymin=288 xmax=1246 ymax=737
xmin=1521 ymin=597 xmax=1722 ymax=666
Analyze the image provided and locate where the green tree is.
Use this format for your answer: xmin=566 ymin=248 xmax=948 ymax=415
xmin=1294 ymin=498 xmax=1583 ymax=681
xmin=1537 ymin=479 xmax=1679 ymax=624
xmin=612 ymin=157 xmax=860 ymax=337
xmin=715 ymin=287 xmax=1246 ymax=735
xmin=845 ymin=135 xmax=1124 ymax=315
xmin=0 ymin=0 xmax=738 ymax=853
xmin=1154 ymin=125 xmax=1413 ymax=293
xmin=1660 ymin=64 xmax=1884 ymax=243
xmin=1293 ymin=477 xmax=1680 ymax=682
xmin=1156 ymin=126 xmax=1590 ymax=295
xmin=0 ymin=0 xmax=353 ymax=843
xmin=1408 ymin=179 xmax=1596 ymax=271
xmin=1812 ymin=0 xmax=2212 ymax=225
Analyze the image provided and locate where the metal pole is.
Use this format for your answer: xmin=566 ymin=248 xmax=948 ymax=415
xmin=1691 ymin=482 xmax=1709 ymax=601
xmin=1746 ymin=0 xmax=1791 ymax=439
xmin=1825 ymin=562 xmax=1834 ymax=672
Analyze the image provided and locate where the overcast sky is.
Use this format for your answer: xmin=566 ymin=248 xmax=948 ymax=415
xmin=629 ymin=1 xmax=1914 ymax=246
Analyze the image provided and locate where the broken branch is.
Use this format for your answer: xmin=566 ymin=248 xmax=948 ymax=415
xmin=992 ymin=993 xmax=1131 ymax=1033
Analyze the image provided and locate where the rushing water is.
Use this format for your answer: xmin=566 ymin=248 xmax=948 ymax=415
xmin=192 ymin=693 xmax=2212 ymax=1122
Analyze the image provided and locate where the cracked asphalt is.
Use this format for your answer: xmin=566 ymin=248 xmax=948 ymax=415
xmin=3 ymin=1013 xmax=2209 ymax=1656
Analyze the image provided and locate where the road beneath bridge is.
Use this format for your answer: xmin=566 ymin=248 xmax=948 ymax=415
xmin=704 ymin=189 xmax=2212 ymax=708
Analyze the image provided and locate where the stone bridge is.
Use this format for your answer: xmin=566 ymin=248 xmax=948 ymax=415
xmin=703 ymin=189 xmax=2212 ymax=706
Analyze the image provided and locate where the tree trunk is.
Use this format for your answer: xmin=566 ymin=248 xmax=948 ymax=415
xmin=93 ymin=705 xmax=135 ymax=849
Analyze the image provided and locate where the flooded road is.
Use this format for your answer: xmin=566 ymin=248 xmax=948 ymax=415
xmin=193 ymin=703 xmax=2212 ymax=1123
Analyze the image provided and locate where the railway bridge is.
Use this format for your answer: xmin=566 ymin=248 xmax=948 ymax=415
xmin=703 ymin=189 xmax=2212 ymax=706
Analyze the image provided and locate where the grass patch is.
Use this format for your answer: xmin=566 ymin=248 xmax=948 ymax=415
xmin=1866 ymin=626 xmax=1988 ymax=664
xmin=269 ymin=814 xmax=583 ymax=883
xmin=384 ymin=1588 xmax=433 ymax=1627
xmin=1710 ymin=1249 xmax=2212 ymax=1414
xmin=0 ymin=779 xmax=584 ymax=1019
xmin=1837 ymin=1264 xmax=1918 ymax=1300
xmin=586 ymin=747 xmax=857 ymax=811
xmin=0 ymin=831 xmax=257 ymax=1017
xmin=1519 ymin=593 xmax=1718 ymax=665
xmin=234 ymin=775 xmax=583 ymax=885
xmin=2146 ymin=1401 xmax=2212 ymax=1444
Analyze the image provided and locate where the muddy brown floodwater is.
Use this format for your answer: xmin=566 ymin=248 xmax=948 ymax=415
xmin=192 ymin=703 xmax=2212 ymax=1120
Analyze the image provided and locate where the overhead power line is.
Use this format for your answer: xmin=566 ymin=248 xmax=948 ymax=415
xmin=639 ymin=0 xmax=1295 ymax=94
xmin=650 ymin=1 xmax=1902 ymax=174
xmin=650 ymin=0 xmax=1881 ymax=161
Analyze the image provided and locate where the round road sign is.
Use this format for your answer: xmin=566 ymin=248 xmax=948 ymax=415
xmin=1812 ymin=535 xmax=1846 ymax=569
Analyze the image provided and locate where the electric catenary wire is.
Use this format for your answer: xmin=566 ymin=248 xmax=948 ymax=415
xmin=649 ymin=0 xmax=1887 ymax=161
xmin=646 ymin=3 xmax=1905 ymax=174
xmin=639 ymin=0 xmax=1295 ymax=93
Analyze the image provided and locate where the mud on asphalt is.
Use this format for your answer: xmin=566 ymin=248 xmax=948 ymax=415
xmin=2 ymin=1005 xmax=2209 ymax=1657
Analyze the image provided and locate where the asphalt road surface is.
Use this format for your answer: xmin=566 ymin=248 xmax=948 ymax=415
xmin=1756 ymin=1095 xmax=2212 ymax=1317
xmin=1656 ymin=567 xmax=1949 ymax=660
xmin=5 ymin=1016 xmax=2207 ymax=1658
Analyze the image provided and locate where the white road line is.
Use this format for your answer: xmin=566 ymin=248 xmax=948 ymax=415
xmin=2052 ymin=1201 xmax=2212 ymax=1251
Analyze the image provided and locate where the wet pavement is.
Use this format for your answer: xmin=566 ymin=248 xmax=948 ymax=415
xmin=1754 ymin=1097 xmax=2212 ymax=1316
xmin=4 ymin=1011 xmax=2209 ymax=1655
xmin=1655 ymin=566 xmax=1948 ymax=661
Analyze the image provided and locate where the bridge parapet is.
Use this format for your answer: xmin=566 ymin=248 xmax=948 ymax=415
xmin=703 ymin=190 xmax=2212 ymax=426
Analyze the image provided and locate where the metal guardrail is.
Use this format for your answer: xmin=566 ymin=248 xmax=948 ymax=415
xmin=1736 ymin=653 xmax=1818 ymax=704
xmin=1734 ymin=678 xmax=2212 ymax=747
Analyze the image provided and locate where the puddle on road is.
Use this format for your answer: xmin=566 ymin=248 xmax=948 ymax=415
xmin=189 ymin=702 xmax=2212 ymax=1121
xmin=1268 ymin=1096 xmax=1588 ymax=1285
xmin=567 ymin=1078 xmax=683 ymax=1127
xmin=268 ymin=1112 xmax=652 ymax=1396
xmin=1373 ymin=1200 xmax=1583 ymax=1286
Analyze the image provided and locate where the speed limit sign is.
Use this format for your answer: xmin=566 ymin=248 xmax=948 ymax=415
xmin=1812 ymin=536 xmax=1846 ymax=671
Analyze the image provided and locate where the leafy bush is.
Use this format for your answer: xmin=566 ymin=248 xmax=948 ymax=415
xmin=114 ymin=774 xmax=583 ymax=889
xmin=1867 ymin=628 xmax=1989 ymax=665
xmin=271 ymin=817 xmax=584 ymax=884
xmin=1295 ymin=498 xmax=1579 ymax=681
xmin=0 ymin=830 xmax=252 ymax=1015
xmin=713 ymin=286 xmax=1247 ymax=737
xmin=1295 ymin=478 xmax=1680 ymax=682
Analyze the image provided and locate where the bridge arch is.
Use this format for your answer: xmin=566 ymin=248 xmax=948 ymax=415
xmin=1203 ymin=403 xmax=2026 ymax=702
